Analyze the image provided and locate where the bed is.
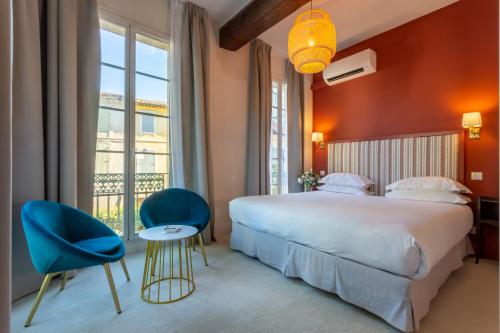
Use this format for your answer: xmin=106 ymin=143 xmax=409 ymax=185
xmin=229 ymin=131 xmax=473 ymax=332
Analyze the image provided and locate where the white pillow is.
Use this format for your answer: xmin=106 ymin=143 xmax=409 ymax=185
xmin=319 ymin=173 xmax=374 ymax=189
xmin=385 ymin=190 xmax=471 ymax=204
xmin=317 ymin=184 xmax=374 ymax=196
xmin=385 ymin=176 xmax=472 ymax=194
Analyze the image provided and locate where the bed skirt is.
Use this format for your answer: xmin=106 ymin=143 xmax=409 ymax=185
xmin=230 ymin=222 xmax=470 ymax=332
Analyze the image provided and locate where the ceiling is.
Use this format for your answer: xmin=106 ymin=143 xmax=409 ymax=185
xmin=188 ymin=0 xmax=250 ymax=26
xmin=260 ymin=0 xmax=459 ymax=58
xmin=191 ymin=0 xmax=459 ymax=58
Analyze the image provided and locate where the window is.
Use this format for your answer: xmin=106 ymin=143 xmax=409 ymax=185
xmin=94 ymin=17 xmax=170 ymax=239
xmin=140 ymin=115 xmax=155 ymax=134
xmin=270 ymin=78 xmax=288 ymax=195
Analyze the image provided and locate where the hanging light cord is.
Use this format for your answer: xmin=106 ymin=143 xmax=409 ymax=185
xmin=310 ymin=0 xmax=313 ymax=39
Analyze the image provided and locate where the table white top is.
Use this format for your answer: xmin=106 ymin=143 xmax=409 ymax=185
xmin=139 ymin=225 xmax=198 ymax=241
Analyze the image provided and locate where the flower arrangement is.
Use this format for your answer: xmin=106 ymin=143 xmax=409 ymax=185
xmin=297 ymin=169 xmax=321 ymax=192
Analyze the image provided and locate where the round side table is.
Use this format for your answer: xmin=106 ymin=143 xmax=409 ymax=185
xmin=139 ymin=225 xmax=198 ymax=304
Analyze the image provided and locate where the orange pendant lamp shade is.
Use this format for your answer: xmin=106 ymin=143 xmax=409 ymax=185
xmin=288 ymin=9 xmax=336 ymax=74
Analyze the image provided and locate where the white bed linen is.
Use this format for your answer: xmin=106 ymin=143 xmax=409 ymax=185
xmin=229 ymin=191 xmax=473 ymax=278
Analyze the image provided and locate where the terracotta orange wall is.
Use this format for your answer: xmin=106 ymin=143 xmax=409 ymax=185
xmin=312 ymin=0 xmax=499 ymax=200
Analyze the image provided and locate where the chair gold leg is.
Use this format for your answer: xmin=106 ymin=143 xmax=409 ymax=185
xmin=151 ymin=243 xmax=160 ymax=275
xmin=120 ymin=258 xmax=130 ymax=281
xmin=60 ymin=272 xmax=69 ymax=291
xmin=197 ymin=233 xmax=208 ymax=266
xmin=103 ymin=263 xmax=122 ymax=314
xmin=25 ymin=273 xmax=56 ymax=327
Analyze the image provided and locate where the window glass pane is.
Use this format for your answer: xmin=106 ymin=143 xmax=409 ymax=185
xmin=281 ymin=81 xmax=288 ymax=194
xmin=281 ymin=97 xmax=288 ymax=194
xmin=271 ymin=107 xmax=279 ymax=134
xmin=136 ymin=74 xmax=168 ymax=104
xmin=93 ymin=194 xmax=124 ymax=236
xmin=136 ymin=34 xmax=168 ymax=79
xmin=97 ymin=108 xmax=124 ymax=151
xmin=95 ymin=19 xmax=126 ymax=236
xmin=100 ymin=21 xmax=125 ymax=67
xmin=94 ymin=152 xmax=124 ymax=235
xmin=270 ymin=80 xmax=279 ymax=194
xmin=141 ymin=114 xmax=155 ymax=133
xmin=135 ymin=153 xmax=169 ymax=174
xmin=272 ymin=82 xmax=278 ymax=107
xmin=270 ymin=120 xmax=279 ymax=196
xmin=135 ymin=115 xmax=169 ymax=154
xmin=269 ymin=79 xmax=289 ymax=195
xmin=97 ymin=108 xmax=111 ymax=133
xmin=134 ymin=34 xmax=170 ymax=234
xmin=270 ymin=158 xmax=279 ymax=195
xmin=100 ymin=66 xmax=125 ymax=109
xmin=270 ymin=107 xmax=278 ymax=160
xmin=95 ymin=152 xmax=124 ymax=176
xmin=134 ymin=154 xmax=169 ymax=232
xmin=282 ymin=82 xmax=287 ymax=110
xmin=271 ymin=132 xmax=278 ymax=159
xmin=136 ymin=92 xmax=169 ymax=117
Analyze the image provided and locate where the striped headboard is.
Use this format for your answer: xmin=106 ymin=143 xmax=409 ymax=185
xmin=327 ymin=131 xmax=464 ymax=195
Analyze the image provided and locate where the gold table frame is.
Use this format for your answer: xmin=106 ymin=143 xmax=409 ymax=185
xmin=141 ymin=237 xmax=195 ymax=304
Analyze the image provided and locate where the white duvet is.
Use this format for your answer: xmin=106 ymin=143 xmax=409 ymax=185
xmin=229 ymin=191 xmax=473 ymax=278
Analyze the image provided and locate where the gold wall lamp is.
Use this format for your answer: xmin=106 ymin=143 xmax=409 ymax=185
xmin=312 ymin=132 xmax=325 ymax=149
xmin=462 ymin=112 xmax=482 ymax=139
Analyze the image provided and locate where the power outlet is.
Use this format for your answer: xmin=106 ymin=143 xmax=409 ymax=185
xmin=319 ymin=170 xmax=326 ymax=176
xmin=471 ymin=172 xmax=483 ymax=181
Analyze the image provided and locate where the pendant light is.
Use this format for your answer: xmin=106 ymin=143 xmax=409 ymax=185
xmin=288 ymin=1 xmax=337 ymax=74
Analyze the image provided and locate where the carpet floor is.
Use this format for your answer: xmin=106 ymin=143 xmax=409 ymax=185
xmin=11 ymin=243 xmax=499 ymax=333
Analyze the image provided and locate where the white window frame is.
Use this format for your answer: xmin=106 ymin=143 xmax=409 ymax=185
xmin=98 ymin=9 xmax=170 ymax=241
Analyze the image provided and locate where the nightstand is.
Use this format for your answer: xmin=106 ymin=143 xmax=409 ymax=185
xmin=475 ymin=196 xmax=499 ymax=264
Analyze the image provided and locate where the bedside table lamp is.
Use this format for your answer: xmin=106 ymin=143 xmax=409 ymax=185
xmin=462 ymin=112 xmax=482 ymax=139
xmin=312 ymin=132 xmax=325 ymax=149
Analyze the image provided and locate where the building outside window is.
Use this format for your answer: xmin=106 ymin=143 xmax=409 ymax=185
xmin=140 ymin=114 xmax=155 ymax=134
xmin=94 ymin=16 xmax=170 ymax=240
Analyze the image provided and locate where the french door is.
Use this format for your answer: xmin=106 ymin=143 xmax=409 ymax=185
xmin=270 ymin=78 xmax=288 ymax=195
xmin=94 ymin=15 xmax=170 ymax=240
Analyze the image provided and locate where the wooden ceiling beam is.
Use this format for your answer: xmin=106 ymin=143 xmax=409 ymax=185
xmin=219 ymin=0 xmax=309 ymax=51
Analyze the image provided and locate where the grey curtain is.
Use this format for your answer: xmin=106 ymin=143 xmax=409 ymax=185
xmin=246 ymin=39 xmax=272 ymax=196
xmin=11 ymin=0 xmax=100 ymax=299
xmin=286 ymin=61 xmax=304 ymax=193
xmin=170 ymin=1 xmax=213 ymax=242
xmin=0 ymin=0 xmax=12 ymax=330
xmin=44 ymin=0 xmax=100 ymax=212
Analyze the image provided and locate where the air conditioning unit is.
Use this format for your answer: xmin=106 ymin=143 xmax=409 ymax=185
xmin=323 ymin=49 xmax=377 ymax=86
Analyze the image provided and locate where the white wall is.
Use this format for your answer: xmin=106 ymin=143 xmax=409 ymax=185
xmin=208 ymin=46 xmax=313 ymax=241
xmin=207 ymin=21 xmax=249 ymax=242
xmin=99 ymin=0 xmax=169 ymax=34
xmin=271 ymin=52 xmax=286 ymax=79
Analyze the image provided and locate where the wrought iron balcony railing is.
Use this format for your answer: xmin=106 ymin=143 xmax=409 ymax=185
xmin=93 ymin=173 xmax=168 ymax=235
xmin=94 ymin=172 xmax=168 ymax=195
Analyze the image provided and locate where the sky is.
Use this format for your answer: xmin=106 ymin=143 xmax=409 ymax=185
xmin=100 ymin=29 xmax=168 ymax=103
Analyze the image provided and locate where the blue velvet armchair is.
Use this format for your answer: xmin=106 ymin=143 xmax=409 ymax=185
xmin=21 ymin=200 xmax=130 ymax=327
xmin=140 ymin=188 xmax=210 ymax=265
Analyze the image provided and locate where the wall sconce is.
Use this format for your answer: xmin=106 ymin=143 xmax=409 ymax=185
xmin=462 ymin=112 xmax=482 ymax=139
xmin=312 ymin=132 xmax=325 ymax=149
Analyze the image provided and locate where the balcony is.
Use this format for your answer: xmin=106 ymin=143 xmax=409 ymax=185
xmin=93 ymin=172 xmax=168 ymax=235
